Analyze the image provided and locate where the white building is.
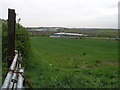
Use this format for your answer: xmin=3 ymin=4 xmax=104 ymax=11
xmin=54 ymin=32 xmax=87 ymax=37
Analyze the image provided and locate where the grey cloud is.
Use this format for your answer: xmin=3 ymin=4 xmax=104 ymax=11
xmin=0 ymin=0 xmax=119 ymax=28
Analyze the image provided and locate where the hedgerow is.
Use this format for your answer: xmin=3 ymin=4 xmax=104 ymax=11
xmin=2 ymin=19 xmax=30 ymax=61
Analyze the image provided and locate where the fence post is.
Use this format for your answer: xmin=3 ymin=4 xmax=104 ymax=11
xmin=7 ymin=9 xmax=16 ymax=68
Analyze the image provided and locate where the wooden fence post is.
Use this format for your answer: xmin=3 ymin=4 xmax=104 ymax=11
xmin=7 ymin=9 xmax=16 ymax=68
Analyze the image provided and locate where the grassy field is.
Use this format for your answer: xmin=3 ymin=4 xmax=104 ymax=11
xmin=64 ymin=29 xmax=118 ymax=38
xmin=25 ymin=36 xmax=118 ymax=88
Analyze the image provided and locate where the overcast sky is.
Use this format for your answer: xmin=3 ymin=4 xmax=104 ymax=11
xmin=0 ymin=0 xmax=119 ymax=28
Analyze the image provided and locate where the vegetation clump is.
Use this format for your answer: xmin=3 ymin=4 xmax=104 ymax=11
xmin=2 ymin=19 xmax=30 ymax=79
xmin=2 ymin=19 xmax=30 ymax=61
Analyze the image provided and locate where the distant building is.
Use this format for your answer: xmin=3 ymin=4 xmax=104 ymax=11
xmin=54 ymin=32 xmax=87 ymax=37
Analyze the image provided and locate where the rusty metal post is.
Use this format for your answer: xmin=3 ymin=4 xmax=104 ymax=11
xmin=7 ymin=9 xmax=16 ymax=68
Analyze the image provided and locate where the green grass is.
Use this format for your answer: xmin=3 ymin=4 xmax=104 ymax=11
xmin=25 ymin=36 xmax=118 ymax=88
xmin=0 ymin=54 xmax=1 ymax=85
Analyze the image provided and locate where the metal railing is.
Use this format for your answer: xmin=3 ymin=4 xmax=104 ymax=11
xmin=1 ymin=50 xmax=24 ymax=89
